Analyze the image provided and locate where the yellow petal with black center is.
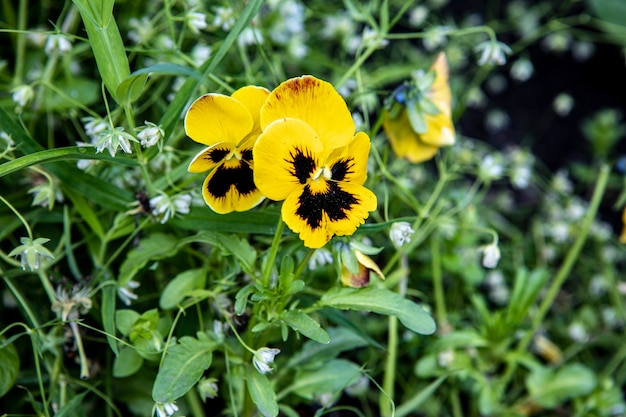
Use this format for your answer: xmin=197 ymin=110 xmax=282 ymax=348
xmin=281 ymin=180 xmax=377 ymax=249
xmin=253 ymin=118 xmax=326 ymax=201
xmin=231 ymin=85 xmax=270 ymax=138
xmin=188 ymin=142 xmax=234 ymax=173
xmin=185 ymin=93 xmax=253 ymax=147
xmin=326 ymin=131 xmax=371 ymax=186
xmin=383 ymin=109 xmax=439 ymax=163
xmin=260 ymin=75 xmax=354 ymax=151
xmin=201 ymin=158 xmax=264 ymax=214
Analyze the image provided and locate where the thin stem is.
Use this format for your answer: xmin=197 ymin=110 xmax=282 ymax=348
xmin=499 ymin=163 xmax=611 ymax=392
xmin=0 ymin=195 xmax=33 ymax=239
xmin=13 ymin=0 xmax=28 ymax=85
xmin=70 ymin=321 xmax=90 ymax=379
xmin=185 ymin=387 xmax=206 ymax=417
xmin=261 ymin=218 xmax=285 ymax=288
xmin=431 ymin=233 xmax=448 ymax=331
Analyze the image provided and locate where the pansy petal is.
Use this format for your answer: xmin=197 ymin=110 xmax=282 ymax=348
xmin=327 ymin=131 xmax=371 ymax=186
xmin=201 ymin=159 xmax=264 ymax=214
xmin=185 ymin=94 xmax=253 ymax=146
xmin=421 ymin=112 xmax=455 ymax=147
xmin=383 ymin=109 xmax=439 ymax=163
xmin=260 ymin=75 xmax=354 ymax=151
xmin=281 ymin=180 xmax=376 ymax=249
xmin=231 ymin=86 xmax=270 ymax=137
xmin=188 ymin=142 xmax=234 ymax=173
xmin=428 ymin=52 xmax=453 ymax=116
xmin=253 ymin=118 xmax=325 ymax=201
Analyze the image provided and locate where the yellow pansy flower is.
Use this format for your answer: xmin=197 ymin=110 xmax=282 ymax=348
xmin=253 ymin=76 xmax=377 ymax=249
xmin=186 ymin=85 xmax=269 ymax=213
xmin=383 ymin=52 xmax=455 ymax=163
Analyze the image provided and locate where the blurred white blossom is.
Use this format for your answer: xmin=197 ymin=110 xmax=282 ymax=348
xmin=51 ymin=285 xmax=92 ymax=322
xmin=480 ymin=243 xmax=501 ymax=269
xmin=95 ymin=127 xmax=135 ymax=157
xmin=553 ymin=93 xmax=574 ymax=117
xmin=8 ymin=237 xmax=55 ymax=271
xmin=150 ymin=193 xmax=191 ymax=224
xmin=475 ymin=40 xmax=511 ymax=66
xmin=510 ymin=58 xmax=534 ymax=82
xmin=389 ymin=222 xmax=415 ymax=246
xmin=137 ymin=121 xmax=164 ymax=148
xmin=118 ymin=280 xmax=140 ymax=306
xmin=186 ymin=11 xmax=208 ymax=34
xmin=45 ymin=33 xmax=72 ymax=56
xmin=212 ymin=6 xmax=235 ymax=31
xmin=155 ymin=402 xmax=178 ymax=417
xmin=12 ymin=84 xmax=34 ymax=108
xmin=253 ymin=347 xmax=280 ymax=374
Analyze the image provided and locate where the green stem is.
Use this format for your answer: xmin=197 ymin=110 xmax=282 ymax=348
xmin=500 ymin=163 xmax=610 ymax=392
xmin=185 ymin=387 xmax=206 ymax=417
xmin=13 ymin=0 xmax=27 ymax=85
xmin=69 ymin=321 xmax=90 ymax=379
xmin=261 ymin=218 xmax=285 ymax=288
xmin=380 ymin=316 xmax=398 ymax=417
xmin=0 ymin=195 xmax=33 ymax=239
xmin=431 ymin=234 xmax=448 ymax=331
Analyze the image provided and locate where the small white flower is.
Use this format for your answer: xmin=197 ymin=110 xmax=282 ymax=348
xmin=321 ymin=13 xmax=355 ymax=40
xmin=197 ymin=377 xmax=219 ymax=401
xmin=478 ymin=154 xmax=505 ymax=181
xmin=389 ymin=222 xmax=415 ymax=247
xmin=155 ymin=401 xmax=179 ymax=417
xmin=409 ymin=5 xmax=429 ymax=27
xmin=28 ymin=182 xmax=63 ymax=209
xmin=12 ymin=84 xmax=34 ymax=108
xmin=95 ymin=127 xmax=135 ymax=157
xmin=128 ymin=17 xmax=154 ymax=44
xmin=359 ymin=27 xmax=388 ymax=50
xmin=485 ymin=109 xmax=510 ymax=134
xmin=480 ymin=243 xmax=501 ymax=269
xmin=510 ymin=58 xmax=534 ymax=82
xmin=551 ymin=169 xmax=573 ymax=193
xmin=437 ymin=349 xmax=455 ymax=367
xmin=150 ymin=193 xmax=191 ymax=224
xmin=1 ymin=131 xmax=15 ymax=148
xmin=253 ymin=347 xmax=280 ymax=374
xmin=567 ymin=322 xmax=589 ymax=343
xmin=238 ymin=27 xmax=264 ymax=47
xmin=137 ymin=121 xmax=164 ymax=148
xmin=8 ymin=237 xmax=55 ymax=271
xmin=308 ymin=248 xmax=333 ymax=270
xmin=423 ymin=26 xmax=449 ymax=51
xmin=541 ymin=32 xmax=570 ymax=54
xmin=82 ymin=116 xmax=109 ymax=142
xmin=510 ymin=165 xmax=531 ymax=189
xmin=474 ymin=40 xmax=512 ymax=66
xmin=118 ymin=280 xmax=140 ymax=306
xmin=212 ymin=6 xmax=235 ymax=31
xmin=553 ymin=93 xmax=574 ymax=117
xmin=187 ymin=11 xmax=208 ymax=34
xmin=191 ymin=44 xmax=212 ymax=66
xmin=572 ymin=41 xmax=595 ymax=62
xmin=44 ymin=33 xmax=72 ymax=56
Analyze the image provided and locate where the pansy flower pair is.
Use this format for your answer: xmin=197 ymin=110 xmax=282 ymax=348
xmin=185 ymin=76 xmax=377 ymax=249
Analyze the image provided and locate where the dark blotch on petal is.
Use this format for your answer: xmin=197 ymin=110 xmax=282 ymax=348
xmin=296 ymin=182 xmax=359 ymax=229
xmin=331 ymin=158 xmax=354 ymax=182
xmin=207 ymin=147 xmax=230 ymax=163
xmin=287 ymin=148 xmax=316 ymax=184
xmin=207 ymin=161 xmax=257 ymax=198
xmin=241 ymin=149 xmax=253 ymax=162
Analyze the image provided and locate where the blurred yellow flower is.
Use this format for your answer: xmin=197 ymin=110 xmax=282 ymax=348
xmin=185 ymin=86 xmax=269 ymax=213
xmin=341 ymin=250 xmax=385 ymax=288
xmin=383 ymin=52 xmax=455 ymax=163
xmin=620 ymin=206 xmax=626 ymax=244
xmin=253 ymin=76 xmax=377 ymax=248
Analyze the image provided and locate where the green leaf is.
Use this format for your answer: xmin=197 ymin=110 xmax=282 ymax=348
xmin=113 ymin=346 xmax=144 ymax=378
xmin=182 ymin=231 xmax=257 ymax=275
xmin=73 ymin=0 xmax=130 ymax=103
xmin=102 ymin=283 xmax=118 ymax=355
xmin=0 ymin=341 xmax=19 ymax=397
xmin=291 ymin=359 xmax=361 ymax=400
xmin=587 ymin=0 xmax=626 ymax=26
xmin=320 ymin=286 xmax=436 ymax=335
xmin=116 ymin=73 xmax=149 ymax=107
xmin=116 ymin=309 xmax=140 ymax=336
xmin=506 ymin=268 xmax=549 ymax=325
xmin=281 ymin=310 xmax=330 ymax=344
xmin=171 ymin=207 xmax=280 ymax=235
xmin=41 ymin=77 xmax=100 ymax=111
xmin=246 ymin=370 xmax=278 ymax=417
xmin=286 ymin=327 xmax=368 ymax=369
xmin=55 ymin=391 xmax=90 ymax=417
xmin=118 ymin=233 xmax=178 ymax=286
xmin=406 ymin=101 xmax=428 ymax=134
xmin=396 ymin=376 xmax=447 ymax=417
xmin=159 ymin=268 xmax=206 ymax=310
xmin=152 ymin=335 xmax=216 ymax=403
xmin=527 ymin=364 xmax=597 ymax=408
xmin=64 ymin=187 xmax=106 ymax=240
xmin=235 ymin=284 xmax=256 ymax=316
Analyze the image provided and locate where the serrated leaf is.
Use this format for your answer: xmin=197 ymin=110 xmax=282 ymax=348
xmin=152 ymin=336 xmax=215 ymax=403
xmin=113 ymin=347 xmax=144 ymax=378
xmin=119 ymin=233 xmax=178 ymax=286
xmin=247 ymin=370 xmax=278 ymax=417
xmin=0 ymin=342 xmax=19 ymax=397
xmin=320 ymin=287 xmax=436 ymax=335
xmin=286 ymin=327 xmax=368 ymax=369
xmin=281 ymin=310 xmax=330 ymax=344
xmin=291 ymin=359 xmax=361 ymax=400
xmin=160 ymin=268 xmax=206 ymax=310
